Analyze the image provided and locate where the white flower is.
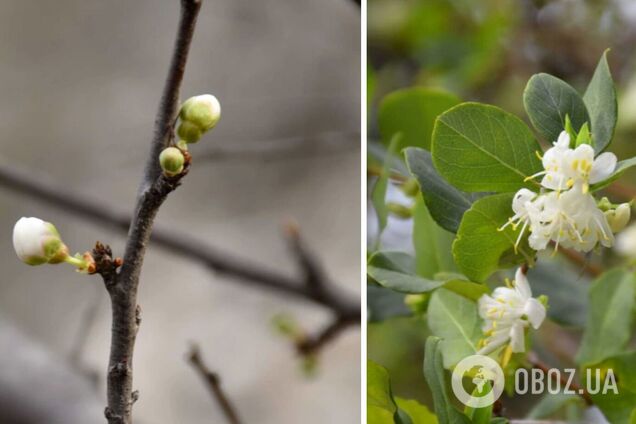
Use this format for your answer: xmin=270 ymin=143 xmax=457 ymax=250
xmin=526 ymin=189 xmax=614 ymax=252
xmin=616 ymin=223 xmax=636 ymax=257
xmin=477 ymin=268 xmax=546 ymax=355
xmin=499 ymin=188 xmax=538 ymax=250
xmin=528 ymin=131 xmax=617 ymax=192
xmin=12 ymin=217 xmax=67 ymax=265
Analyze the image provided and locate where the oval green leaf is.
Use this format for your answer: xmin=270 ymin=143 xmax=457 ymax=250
xmin=523 ymin=73 xmax=590 ymax=143
xmin=406 ymin=147 xmax=484 ymax=232
xmin=431 ymin=103 xmax=542 ymax=193
xmin=576 ymin=268 xmax=636 ymax=366
xmin=452 ymin=193 xmax=534 ymax=282
xmin=379 ymin=88 xmax=460 ymax=151
xmin=427 ymin=288 xmax=480 ymax=368
xmin=584 ymin=50 xmax=617 ymax=153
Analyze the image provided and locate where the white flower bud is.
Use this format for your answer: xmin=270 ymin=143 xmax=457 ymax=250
xmin=616 ymin=223 xmax=636 ymax=257
xmin=159 ymin=147 xmax=185 ymax=177
xmin=179 ymin=94 xmax=221 ymax=143
xmin=606 ymin=203 xmax=631 ymax=233
xmin=12 ymin=217 xmax=68 ymax=265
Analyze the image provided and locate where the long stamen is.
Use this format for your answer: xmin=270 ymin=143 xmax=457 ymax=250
xmin=524 ymin=170 xmax=547 ymax=182
xmin=514 ymin=220 xmax=529 ymax=253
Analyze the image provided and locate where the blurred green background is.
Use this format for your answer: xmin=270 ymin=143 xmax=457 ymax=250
xmin=368 ymin=0 xmax=636 ymax=419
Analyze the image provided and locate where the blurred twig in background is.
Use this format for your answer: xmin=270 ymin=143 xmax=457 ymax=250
xmin=0 ymin=158 xmax=360 ymax=322
xmin=188 ymin=344 xmax=243 ymax=424
xmin=197 ymin=131 xmax=359 ymax=162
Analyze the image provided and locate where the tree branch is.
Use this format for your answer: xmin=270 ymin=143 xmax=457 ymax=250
xmin=295 ymin=315 xmax=355 ymax=357
xmin=100 ymin=1 xmax=201 ymax=422
xmin=0 ymin=157 xmax=360 ymax=319
xmin=187 ymin=344 xmax=243 ymax=424
xmin=527 ymin=352 xmax=593 ymax=406
xmin=196 ymin=131 xmax=359 ymax=163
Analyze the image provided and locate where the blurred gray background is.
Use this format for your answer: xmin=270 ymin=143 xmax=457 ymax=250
xmin=0 ymin=0 xmax=360 ymax=422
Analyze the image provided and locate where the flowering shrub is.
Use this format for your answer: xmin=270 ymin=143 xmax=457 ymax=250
xmin=368 ymin=51 xmax=636 ymax=423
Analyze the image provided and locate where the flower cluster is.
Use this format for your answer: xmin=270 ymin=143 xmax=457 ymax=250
xmin=477 ymin=268 xmax=546 ymax=356
xmin=158 ymin=94 xmax=221 ymax=177
xmin=177 ymin=94 xmax=221 ymax=145
xmin=503 ymin=130 xmax=630 ymax=253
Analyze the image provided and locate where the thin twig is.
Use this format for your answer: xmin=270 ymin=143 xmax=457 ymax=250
xmin=605 ymin=182 xmax=636 ymax=202
xmin=0 ymin=158 xmax=360 ymax=318
xmin=188 ymin=344 xmax=243 ymax=424
xmin=100 ymin=1 xmax=202 ymax=422
xmin=196 ymin=131 xmax=359 ymax=162
xmin=283 ymin=222 xmax=359 ymax=356
xmin=527 ymin=352 xmax=593 ymax=406
xmin=296 ymin=316 xmax=354 ymax=357
xmin=555 ymin=247 xmax=603 ymax=278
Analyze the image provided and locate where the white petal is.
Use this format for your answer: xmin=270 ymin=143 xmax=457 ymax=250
xmin=555 ymin=131 xmax=570 ymax=148
xmin=514 ymin=268 xmax=532 ymax=299
xmin=509 ymin=322 xmax=526 ymax=353
xmin=590 ymin=152 xmax=617 ymax=183
xmin=12 ymin=217 xmax=49 ymax=261
xmin=512 ymin=189 xmax=535 ymax=214
xmin=540 ymin=173 xmax=565 ymax=190
xmin=523 ymin=298 xmax=546 ymax=329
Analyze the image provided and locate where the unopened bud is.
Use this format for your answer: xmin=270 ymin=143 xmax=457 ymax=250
xmin=177 ymin=121 xmax=202 ymax=143
xmin=179 ymin=94 xmax=221 ymax=143
xmin=404 ymin=293 xmax=428 ymax=314
xmin=387 ymin=202 xmax=413 ymax=219
xmin=12 ymin=217 xmax=69 ymax=265
xmin=605 ymin=203 xmax=631 ymax=233
xmin=616 ymin=223 xmax=636 ymax=257
xmin=159 ymin=147 xmax=185 ymax=177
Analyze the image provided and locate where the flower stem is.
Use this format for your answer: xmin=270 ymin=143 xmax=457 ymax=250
xmin=64 ymin=255 xmax=85 ymax=268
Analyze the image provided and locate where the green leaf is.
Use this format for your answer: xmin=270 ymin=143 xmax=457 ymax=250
xmin=423 ymin=337 xmax=472 ymax=424
xmin=413 ymin=195 xmax=457 ymax=278
xmin=442 ymin=280 xmax=489 ymax=301
xmin=574 ymin=122 xmax=591 ymax=147
xmin=431 ymin=103 xmax=542 ymax=193
xmin=368 ymin=251 xmax=446 ymax=294
xmin=368 ymin=65 xmax=377 ymax=108
xmin=523 ymin=73 xmax=590 ymax=142
xmin=576 ymin=269 xmax=636 ymax=366
xmin=582 ymin=351 xmax=636 ymax=424
xmin=372 ymin=135 xmax=401 ymax=247
xmin=427 ymin=288 xmax=480 ymax=368
xmin=368 ymin=360 xmax=401 ymax=424
xmin=590 ymin=156 xmax=636 ymax=192
xmin=369 ymin=250 xmax=416 ymax=274
xmin=367 ymin=285 xmax=412 ymax=322
xmin=583 ymin=50 xmax=617 ymax=153
xmin=453 ymin=193 xmax=534 ymax=283
xmin=379 ymin=88 xmax=461 ymax=151
xmin=464 ymin=384 xmax=493 ymax=424
xmin=368 ymin=251 xmax=488 ymax=301
xmin=395 ymin=397 xmax=439 ymax=424
xmin=405 ymin=147 xmax=484 ymax=233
